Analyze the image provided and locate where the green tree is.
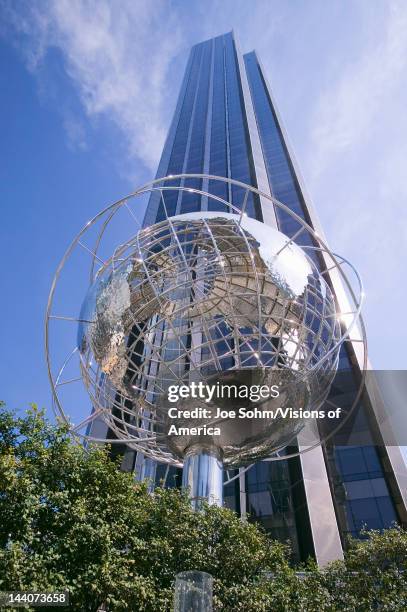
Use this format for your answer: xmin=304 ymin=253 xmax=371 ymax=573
xmin=318 ymin=526 xmax=407 ymax=611
xmin=0 ymin=404 xmax=406 ymax=611
xmin=0 ymin=405 xmax=288 ymax=611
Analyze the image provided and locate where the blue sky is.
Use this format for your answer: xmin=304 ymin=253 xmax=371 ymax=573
xmin=1 ymin=0 xmax=407 ymax=418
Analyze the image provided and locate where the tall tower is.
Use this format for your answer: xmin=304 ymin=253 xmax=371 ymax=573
xmin=137 ymin=32 xmax=406 ymax=564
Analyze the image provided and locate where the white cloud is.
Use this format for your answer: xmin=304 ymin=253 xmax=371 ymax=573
xmin=63 ymin=114 xmax=88 ymax=151
xmin=309 ymin=1 xmax=407 ymax=181
xmin=4 ymin=0 xmax=184 ymax=171
xmin=304 ymin=1 xmax=407 ymax=367
xmin=3 ymin=0 xmax=282 ymax=173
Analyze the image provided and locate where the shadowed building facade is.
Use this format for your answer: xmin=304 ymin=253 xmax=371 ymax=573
xmin=118 ymin=32 xmax=407 ymax=564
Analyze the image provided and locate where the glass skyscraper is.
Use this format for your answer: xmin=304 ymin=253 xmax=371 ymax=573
xmin=135 ymin=32 xmax=407 ymax=564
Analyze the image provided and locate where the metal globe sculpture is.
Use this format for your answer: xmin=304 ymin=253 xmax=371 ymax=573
xmin=46 ymin=175 xmax=365 ymax=504
xmin=77 ymin=211 xmax=340 ymax=466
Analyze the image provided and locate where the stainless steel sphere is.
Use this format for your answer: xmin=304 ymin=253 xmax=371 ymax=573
xmin=77 ymin=211 xmax=341 ymax=465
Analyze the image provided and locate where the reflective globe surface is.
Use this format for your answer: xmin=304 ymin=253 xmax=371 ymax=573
xmin=77 ymin=212 xmax=341 ymax=465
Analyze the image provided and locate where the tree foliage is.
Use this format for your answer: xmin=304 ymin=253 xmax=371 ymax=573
xmin=0 ymin=404 xmax=406 ymax=611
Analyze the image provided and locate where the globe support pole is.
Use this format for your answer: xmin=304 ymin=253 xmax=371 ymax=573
xmin=181 ymin=446 xmax=223 ymax=510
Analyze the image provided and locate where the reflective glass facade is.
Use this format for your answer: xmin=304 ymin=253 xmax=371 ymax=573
xmin=140 ymin=32 xmax=405 ymax=561
xmin=147 ymin=33 xmax=261 ymax=225
xmin=243 ymin=51 xmax=401 ymax=544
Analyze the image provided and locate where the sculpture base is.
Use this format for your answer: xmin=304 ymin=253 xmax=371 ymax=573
xmin=182 ymin=446 xmax=223 ymax=510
